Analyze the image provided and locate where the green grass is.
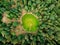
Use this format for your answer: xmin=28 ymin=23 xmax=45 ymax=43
xmin=22 ymin=14 xmax=39 ymax=32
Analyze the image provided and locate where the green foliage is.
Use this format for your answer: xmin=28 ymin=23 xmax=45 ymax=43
xmin=0 ymin=0 xmax=60 ymax=45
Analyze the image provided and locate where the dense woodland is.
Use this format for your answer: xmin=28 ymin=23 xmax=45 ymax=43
xmin=0 ymin=0 xmax=60 ymax=45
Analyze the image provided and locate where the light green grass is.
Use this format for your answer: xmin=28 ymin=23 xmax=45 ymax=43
xmin=22 ymin=14 xmax=39 ymax=32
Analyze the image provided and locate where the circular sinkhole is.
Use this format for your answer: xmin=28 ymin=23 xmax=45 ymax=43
xmin=22 ymin=14 xmax=39 ymax=33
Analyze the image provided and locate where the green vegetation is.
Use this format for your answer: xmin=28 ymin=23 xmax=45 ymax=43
xmin=0 ymin=0 xmax=60 ymax=45
xmin=22 ymin=14 xmax=39 ymax=33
